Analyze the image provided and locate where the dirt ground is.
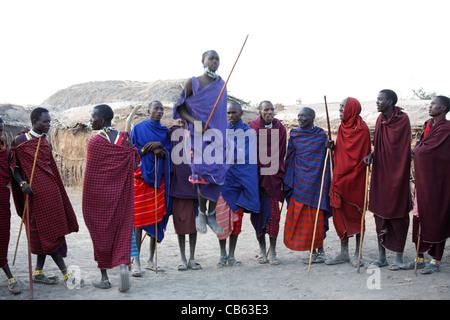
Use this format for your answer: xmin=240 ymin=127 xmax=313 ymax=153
xmin=1 ymin=187 xmax=449 ymax=302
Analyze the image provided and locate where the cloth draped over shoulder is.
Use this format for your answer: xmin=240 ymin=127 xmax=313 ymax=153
xmin=82 ymin=131 xmax=140 ymax=269
xmin=330 ymin=98 xmax=371 ymax=239
xmin=413 ymin=118 xmax=450 ymax=243
xmin=284 ymin=125 xmax=331 ymax=213
xmin=330 ymin=97 xmax=371 ymax=210
xmin=173 ymin=76 xmax=228 ymax=189
xmin=222 ymin=119 xmax=260 ymax=214
xmin=9 ymin=132 xmax=79 ymax=254
xmin=130 ymin=119 xmax=171 ymax=242
xmin=130 ymin=119 xmax=171 ymax=189
xmin=369 ymin=106 xmax=412 ymax=219
xmin=248 ymin=116 xmax=286 ymax=202
xmin=0 ymin=141 xmax=11 ymax=268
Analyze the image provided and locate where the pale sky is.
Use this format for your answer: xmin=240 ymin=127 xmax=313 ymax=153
xmin=1 ymin=0 xmax=449 ymax=107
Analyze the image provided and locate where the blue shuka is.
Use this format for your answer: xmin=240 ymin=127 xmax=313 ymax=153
xmin=222 ymin=119 xmax=260 ymax=213
xmin=284 ymin=125 xmax=331 ymax=213
xmin=173 ymin=76 xmax=228 ymax=201
xmin=130 ymin=119 xmax=172 ymax=241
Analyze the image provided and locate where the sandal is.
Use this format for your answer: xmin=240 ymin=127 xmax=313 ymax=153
xmin=367 ymin=259 xmax=388 ymax=268
xmin=7 ymin=278 xmax=21 ymax=294
xmin=218 ymin=255 xmax=227 ymax=267
xmin=178 ymin=262 xmax=188 ymax=271
xmin=400 ymin=260 xmax=425 ymax=270
xmin=256 ymin=255 xmax=268 ymax=264
xmin=421 ymin=263 xmax=440 ymax=274
xmin=325 ymin=254 xmax=350 ymax=265
xmin=313 ymin=252 xmax=326 ymax=263
xmin=388 ymin=262 xmax=402 ymax=271
xmin=227 ymin=257 xmax=242 ymax=266
xmin=33 ymin=274 xmax=58 ymax=285
xmin=145 ymin=262 xmax=165 ymax=272
xmin=188 ymin=260 xmax=202 ymax=270
xmin=92 ymin=279 xmax=112 ymax=289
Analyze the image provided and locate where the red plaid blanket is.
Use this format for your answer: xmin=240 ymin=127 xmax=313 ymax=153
xmin=0 ymin=143 xmax=11 ymax=267
xmin=10 ymin=134 xmax=79 ymax=254
xmin=83 ymin=132 xmax=140 ymax=268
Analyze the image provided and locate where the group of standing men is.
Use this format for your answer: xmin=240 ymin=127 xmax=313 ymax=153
xmin=0 ymin=50 xmax=449 ymax=296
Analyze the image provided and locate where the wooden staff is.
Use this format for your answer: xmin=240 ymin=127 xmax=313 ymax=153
xmin=154 ymin=153 xmax=158 ymax=273
xmin=414 ymin=224 xmax=421 ymax=276
xmin=308 ymin=148 xmax=330 ymax=273
xmin=203 ymin=34 xmax=249 ymax=132
xmin=324 ymin=95 xmax=334 ymax=173
xmin=25 ymin=195 xmax=33 ymax=299
xmin=410 ymin=164 xmax=421 ymax=276
xmin=357 ymin=165 xmax=370 ymax=273
xmin=13 ymin=137 xmax=41 ymax=266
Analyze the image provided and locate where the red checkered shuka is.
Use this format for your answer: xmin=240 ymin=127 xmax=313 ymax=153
xmin=284 ymin=198 xmax=325 ymax=251
xmin=9 ymin=135 xmax=79 ymax=254
xmin=82 ymin=133 xmax=140 ymax=269
xmin=0 ymin=144 xmax=11 ymax=267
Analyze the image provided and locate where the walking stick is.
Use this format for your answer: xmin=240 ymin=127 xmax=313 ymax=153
xmin=414 ymin=224 xmax=421 ymax=276
xmin=203 ymin=34 xmax=249 ymax=133
xmin=13 ymin=137 xmax=41 ymax=266
xmin=357 ymin=165 xmax=370 ymax=273
xmin=308 ymin=148 xmax=330 ymax=273
xmin=154 ymin=154 xmax=158 ymax=273
xmin=25 ymin=195 xmax=33 ymax=299
xmin=324 ymin=95 xmax=334 ymax=174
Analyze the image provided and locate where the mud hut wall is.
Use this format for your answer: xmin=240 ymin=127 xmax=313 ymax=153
xmin=51 ymin=125 xmax=94 ymax=188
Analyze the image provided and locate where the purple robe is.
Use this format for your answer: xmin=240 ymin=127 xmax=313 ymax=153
xmin=173 ymin=76 xmax=228 ymax=201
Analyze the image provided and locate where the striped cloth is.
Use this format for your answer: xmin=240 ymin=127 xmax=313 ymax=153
xmin=134 ymin=167 xmax=169 ymax=242
xmin=82 ymin=132 xmax=139 ymax=269
xmin=0 ymin=141 xmax=11 ymax=268
xmin=216 ymin=195 xmax=244 ymax=241
xmin=130 ymin=230 xmax=139 ymax=258
xmin=284 ymin=199 xmax=325 ymax=251
xmin=134 ymin=167 xmax=166 ymax=228
xmin=9 ymin=132 xmax=79 ymax=255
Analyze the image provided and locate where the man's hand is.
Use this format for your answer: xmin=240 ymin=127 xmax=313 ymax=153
xmin=363 ymin=153 xmax=373 ymax=166
xmin=20 ymin=182 xmax=33 ymax=195
xmin=142 ymin=141 xmax=163 ymax=155
xmin=325 ymin=139 xmax=335 ymax=150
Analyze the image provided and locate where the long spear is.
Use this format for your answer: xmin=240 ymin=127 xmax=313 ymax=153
xmin=203 ymin=34 xmax=249 ymax=132
xmin=357 ymin=165 xmax=370 ymax=273
xmin=308 ymin=148 xmax=330 ymax=273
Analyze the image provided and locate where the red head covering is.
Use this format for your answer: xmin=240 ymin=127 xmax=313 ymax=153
xmin=331 ymin=97 xmax=371 ymax=209
xmin=341 ymin=97 xmax=364 ymax=130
